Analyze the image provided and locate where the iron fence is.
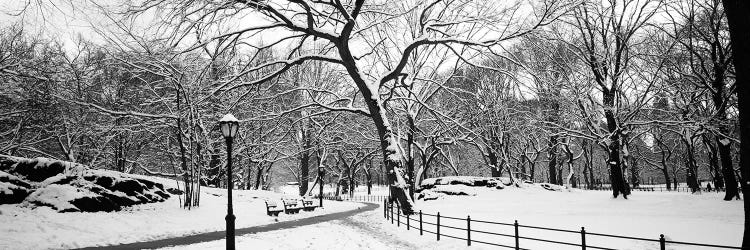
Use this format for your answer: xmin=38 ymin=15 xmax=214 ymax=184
xmin=381 ymin=199 xmax=740 ymax=250
xmin=319 ymin=194 xmax=740 ymax=249
xmin=593 ymin=186 xmax=740 ymax=193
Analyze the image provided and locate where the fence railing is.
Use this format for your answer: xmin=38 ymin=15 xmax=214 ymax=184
xmin=319 ymin=194 xmax=740 ymax=249
xmin=317 ymin=194 xmax=389 ymax=203
xmin=374 ymin=198 xmax=740 ymax=250
xmin=591 ymin=186 xmax=740 ymax=193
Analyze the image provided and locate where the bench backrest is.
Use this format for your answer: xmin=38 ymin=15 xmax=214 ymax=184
xmin=265 ymin=200 xmax=278 ymax=207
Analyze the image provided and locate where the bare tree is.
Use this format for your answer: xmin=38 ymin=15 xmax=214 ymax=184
xmin=568 ymin=0 xmax=665 ymax=198
xmin=129 ymin=0 xmax=570 ymax=214
xmin=720 ymin=0 xmax=750 ymax=246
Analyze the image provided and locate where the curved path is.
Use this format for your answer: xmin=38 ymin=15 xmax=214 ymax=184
xmin=77 ymin=202 xmax=379 ymax=250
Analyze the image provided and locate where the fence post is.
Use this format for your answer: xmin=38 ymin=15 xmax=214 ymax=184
xmin=397 ymin=205 xmax=401 ymax=227
xmin=391 ymin=202 xmax=394 ymax=224
xmin=437 ymin=212 xmax=441 ymax=241
xmin=514 ymin=220 xmax=519 ymax=250
xmin=419 ymin=210 xmax=423 ymax=235
xmin=659 ymin=234 xmax=665 ymax=250
xmin=467 ymin=215 xmax=471 ymax=246
xmin=581 ymin=227 xmax=586 ymax=250
xmin=383 ymin=199 xmax=386 ymax=218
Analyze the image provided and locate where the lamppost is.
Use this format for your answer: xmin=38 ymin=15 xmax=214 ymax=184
xmin=318 ymin=166 xmax=325 ymax=207
xmin=220 ymin=114 xmax=239 ymax=250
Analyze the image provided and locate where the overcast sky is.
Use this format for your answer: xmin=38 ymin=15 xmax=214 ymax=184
xmin=0 ymin=1 xmax=142 ymax=53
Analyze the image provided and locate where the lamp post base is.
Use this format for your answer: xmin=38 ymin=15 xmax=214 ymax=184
xmin=226 ymin=213 xmax=235 ymax=250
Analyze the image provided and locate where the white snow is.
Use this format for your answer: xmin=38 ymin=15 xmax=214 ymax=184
xmin=153 ymin=184 xmax=742 ymax=250
xmin=23 ymin=184 xmax=96 ymax=211
xmin=156 ymin=200 xmax=486 ymax=250
xmin=1 ymin=175 xmax=742 ymax=250
xmin=0 ymin=177 xmax=364 ymax=250
xmin=0 ymin=170 xmax=22 ymax=181
xmin=408 ymin=185 xmax=743 ymax=249
xmin=0 ymin=182 xmax=17 ymax=195
xmin=219 ymin=113 xmax=238 ymax=122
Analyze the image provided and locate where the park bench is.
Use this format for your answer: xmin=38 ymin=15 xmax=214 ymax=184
xmin=265 ymin=200 xmax=282 ymax=216
xmin=301 ymin=198 xmax=316 ymax=211
xmin=282 ymin=199 xmax=302 ymax=214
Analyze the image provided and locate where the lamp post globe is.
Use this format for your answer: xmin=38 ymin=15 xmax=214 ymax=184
xmin=220 ymin=114 xmax=239 ymax=138
xmin=219 ymin=113 xmax=239 ymax=250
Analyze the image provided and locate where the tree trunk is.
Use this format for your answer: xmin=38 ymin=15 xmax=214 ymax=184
xmin=563 ymin=140 xmax=575 ymax=188
xmin=721 ymin=2 xmax=750 ymax=246
xmin=709 ymin=50 xmax=739 ymax=199
xmin=629 ymin=157 xmax=640 ymax=189
xmin=704 ymin=136 xmax=725 ymax=189
xmin=582 ymin=140 xmax=593 ymax=189
xmin=338 ymin=33 xmax=414 ymax=214
xmin=662 ymin=165 xmax=671 ymax=191
xmin=116 ymin=137 xmax=126 ymax=173
xmin=348 ymin=161 xmax=354 ymax=198
xmin=367 ymin=157 xmax=373 ymax=195
xmin=335 ymin=174 xmax=342 ymax=196
xmin=366 ymin=172 xmax=372 ymax=195
xmin=529 ymin=160 xmax=536 ymax=183
xmin=406 ymin=116 xmax=416 ymax=199
xmin=299 ymin=125 xmax=311 ymax=196
xmin=208 ymin=153 xmax=221 ymax=187
xmin=718 ymin=136 xmax=738 ymax=199
xmin=519 ymin=153 xmax=527 ymax=181
xmin=587 ymin=142 xmax=595 ymax=189
xmin=547 ymin=135 xmax=558 ymax=184
xmin=245 ymin=161 xmax=252 ymax=190
xmin=175 ymin=90 xmax=191 ymax=207
xmin=488 ymin=149 xmax=502 ymax=177
xmin=603 ymin=90 xmax=629 ymax=198
xmin=261 ymin=164 xmax=272 ymax=190
xmin=254 ymin=164 xmax=263 ymax=190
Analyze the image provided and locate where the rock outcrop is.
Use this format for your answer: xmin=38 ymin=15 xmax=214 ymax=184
xmin=0 ymin=155 xmax=170 ymax=212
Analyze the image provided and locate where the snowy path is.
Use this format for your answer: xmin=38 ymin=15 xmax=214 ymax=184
xmin=153 ymin=202 xmax=493 ymax=250
xmin=76 ymin=202 xmax=379 ymax=250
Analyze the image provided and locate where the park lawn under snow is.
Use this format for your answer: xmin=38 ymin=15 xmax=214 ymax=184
xmin=151 ymin=184 xmax=742 ymax=250
xmin=409 ymin=184 xmax=743 ymax=249
xmin=0 ymin=176 xmax=364 ymax=250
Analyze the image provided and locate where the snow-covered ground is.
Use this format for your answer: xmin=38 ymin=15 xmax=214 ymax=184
xmin=157 ymin=200 xmax=487 ymax=250
xmin=0 ymin=176 xmax=364 ymax=250
xmin=408 ymin=184 xmax=742 ymax=249
xmin=153 ymin=183 xmax=741 ymax=250
xmin=1 ymin=176 xmax=741 ymax=250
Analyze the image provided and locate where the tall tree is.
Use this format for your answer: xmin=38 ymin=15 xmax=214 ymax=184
xmin=132 ymin=0 xmax=570 ymax=214
xmin=720 ymin=0 xmax=750 ymax=247
xmin=569 ymin=0 xmax=663 ymax=198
